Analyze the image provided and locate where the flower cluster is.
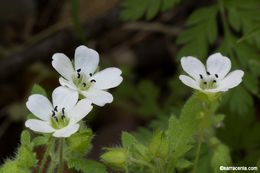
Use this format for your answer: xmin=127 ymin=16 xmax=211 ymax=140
xmin=25 ymin=45 xmax=123 ymax=137
xmin=179 ymin=53 xmax=244 ymax=93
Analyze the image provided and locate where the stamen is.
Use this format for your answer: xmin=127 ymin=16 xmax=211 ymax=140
xmin=204 ymin=81 xmax=207 ymax=84
xmin=89 ymin=73 xmax=93 ymax=77
xmin=215 ymin=74 xmax=218 ymax=78
xmin=83 ymin=83 xmax=87 ymax=87
xmin=199 ymin=74 xmax=203 ymax=79
xmin=213 ymin=80 xmax=216 ymax=83
xmin=61 ymin=115 xmax=65 ymax=120
xmin=77 ymin=73 xmax=81 ymax=78
xmin=54 ymin=106 xmax=58 ymax=112
xmin=206 ymin=71 xmax=211 ymax=75
xmin=77 ymin=69 xmax=81 ymax=72
xmin=52 ymin=111 xmax=55 ymax=117
xmin=90 ymin=79 xmax=96 ymax=83
xmin=62 ymin=108 xmax=65 ymax=115
xmin=53 ymin=116 xmax=58 ymax=122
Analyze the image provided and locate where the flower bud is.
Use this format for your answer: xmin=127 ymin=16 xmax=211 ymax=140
xmin=101 ymin=148 xmax=127 ymax=170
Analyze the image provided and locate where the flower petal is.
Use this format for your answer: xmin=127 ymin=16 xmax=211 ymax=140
xmin=181 ymin=56 xmax=206 ymax=80
xmin=206 ymin=53 xmax=231 ymax=79
xmin=53 ymin=123 xmax=79 ymax=138
xmin=68 ymin=99 xmax=93 ymax=124
xmin=59 ymin=77 xmax=77 ymax=90
xmin=82 ymin=89 xmax=113 ymax=106
xmin=91 ymin=67 xmax=123 ymax=90
xmin=74 ymin=45 xmax=99 ymax=75
xmin=25 ymin=119 xmax=55 ymax=133
xmin=52 ymin=86 xmax=78 ymax=112
xmin=217 ymin=70 xmax=244 ymax=90
xmin=26 ymin=94 xmax=53 ymax=121
xmin=179 ymin=75 xmax=201 ymax=90
xmin=52 ymin=53 xmax=75 ymax=80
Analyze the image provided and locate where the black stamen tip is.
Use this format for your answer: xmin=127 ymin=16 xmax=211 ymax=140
xmin=52 ymin=111 xmax=55 ymax=117
xmin=77 ymin=73 xmax=80 ymax=78
xmin=62 ymin=108 xmax=65 ymax=114
xmin=77 ymin=69 xmax=81 ymax=72
xmin=215 ymin=74 xmax=219 ymax=78
xmin=204 ymin=81 xmax=207 ymax=84
xmin=54 ymin=116 xmax=58 ymax=122
xmin=54 ymin=106 xmax=58 ymax=112
xmin=89 ymin=73 xmax=93 ymax=77
xmin=61 ymin=115 xmax=65 ymax=120
xmin=90 ymin=79 xmax=96 ymax=83
xmin=206 ymin=71 xmax=211 ymax=75
xmin=213 ymin=80 xmax=216 ymax=83
xmin=199 ymin=74 xmax=203 ymax=79
xmin=83 ymin=83 xmax=87 ymax=87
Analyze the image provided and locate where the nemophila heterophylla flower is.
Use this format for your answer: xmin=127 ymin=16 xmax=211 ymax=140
xmin=179 ymin=53 xmax=244 ymax=93
xmin=25 ymin=87 xmax=93 ymax=138
xmin=52 ymin=45 xmax=123 ymax=106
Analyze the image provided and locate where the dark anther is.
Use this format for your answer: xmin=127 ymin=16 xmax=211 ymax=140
xmin=52 ymin=111 xmax=55 ymax=117
xmin=61 ymin=115 xmax=65 ymax=120
xmin=62 ymin=108 xmax=65 ymax=115
xmin=77 ymin=69 xmax=81 ymax=72
xmin=90 ymin=79 xmax=96 ymax=83
xmin=77 ymin=73 xmax=80 ymax=78
xmin=204 ymin=81 xmax=207 ymax=84
xmin=89 ymin=73 xmax=93 ymax=77
xmin=54 ymin=116 xmax=58 ymax=122
xmin=215 ymin=74 xmax=219 ymax=78
xmin=83 ymin=83 xmax=87 ymax=87
xmin=213 ymin=80 xmax=216 ymax=83
xmin=206 ymin=71 xmax=211 ymax=75
xmin=199 ymin=74 xmax=203 ymax=79
xmin=54 ymin=106 xmax=58 ymax=112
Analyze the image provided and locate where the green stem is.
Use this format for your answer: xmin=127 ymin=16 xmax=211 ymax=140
xmin=192 ymin=133 xmax=203 ymax=173
xmin=39 ymin=138 xmax=53 ymax=173
xmin=218 ymin=0 xmax=231 ymax=38
xmin=58 ymin=138 xmax=64 ymax=173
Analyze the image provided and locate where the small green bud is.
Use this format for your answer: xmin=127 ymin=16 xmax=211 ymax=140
xmin=101 ymin=148 xmax=127 ymax=170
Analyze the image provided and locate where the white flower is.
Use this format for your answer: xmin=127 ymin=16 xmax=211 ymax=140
xmin=179 ymin=53 xmax=244 ymax=93
xmin=25 ymin=87 xmax=93 ymax=138
xmin=52 ymin=45 xmax=123 ymax=106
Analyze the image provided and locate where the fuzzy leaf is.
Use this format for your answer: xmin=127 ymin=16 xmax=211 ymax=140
xmin=67 ymin=158 xmax=107 ymax=173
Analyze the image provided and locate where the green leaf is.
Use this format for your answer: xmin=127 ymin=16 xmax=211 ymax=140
xmin=121 ymin=0 xmax=182 ymax=21
xmin=175 ymin=159 xmax=192 ymax=169
xmin=176 ymin=5 xmax=218 ymax=59
xmin=20 ymin=130 xmax=31 ymax=146
xmin=67 ymin=158 xmax=107 ymax=173
xmin=17 ymin=146 xmax=37 ymax=169
xmin=121 ymin=132 xmax=138 ymax=148
xmin=31 ymin=84 xmax=47 ymax=96
xmin=32 ymin=135 xmax=49 ymax=146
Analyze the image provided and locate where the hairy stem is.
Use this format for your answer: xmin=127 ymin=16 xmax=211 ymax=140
xmin=58 ymin=138 xmax=64 ymax=173
xmin=39 ymin=138 xmax=53 ymax=173
xmin=192 ymin=132 xmax=203 ymax=173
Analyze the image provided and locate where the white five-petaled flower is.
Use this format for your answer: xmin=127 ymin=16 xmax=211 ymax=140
xmin=25 ymin=87 xmax=93 ymax=138
xmin=179 ymin=53 xmax=244 ymax=93
xmin=52 ymin=45 xmax=123 ymax=106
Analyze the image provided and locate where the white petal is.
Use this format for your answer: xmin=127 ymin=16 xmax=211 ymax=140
xmin=82 ymin=89 xmax=113 ymax=106
xmin=53 ymin=123 xmax=79 ymax=138
xmin=179 ymin=75 xmax=201 ymax=90
xmin=74 ymin=45 xmax=99 ymax=75
xmin=68 ymin=99 xmax=93 ymax=124
xmin=217 ymin=70 xmax=244 ymax=90
xmin=25 ymin=119 xmax=55 ymax=133
xmin=26 ymin=95 xmax=53 ymax=121
xmin=206 ymin=53 xmax=231 ymax=79
xmin=59 ymin=77 xmax=77 ymax=90
xmin=181 ymin=56 xmax=206 ymax=80
xmin=52 ymin=53 xmax=75 ymax=80
xmin=91 ymin=67 xmax=123 ymax=89
xmin=52 ymin=86 xmax=78 ymax=112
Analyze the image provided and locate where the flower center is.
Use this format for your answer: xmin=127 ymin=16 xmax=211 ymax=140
xmin=199 ymin=72 xmax=219 ymax=90
xmin=50 ymin=106 xmax=69 ymax=129
xmin=72 ymin=69 xmax=96 ymax=91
